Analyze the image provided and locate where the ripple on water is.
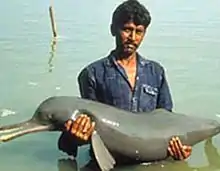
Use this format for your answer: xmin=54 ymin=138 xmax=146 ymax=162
xmin=0 ymin=109 xmax=16 ymax=117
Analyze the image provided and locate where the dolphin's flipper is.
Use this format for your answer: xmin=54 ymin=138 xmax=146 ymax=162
xmin=91 ymin=131 xmax=116 ymax=171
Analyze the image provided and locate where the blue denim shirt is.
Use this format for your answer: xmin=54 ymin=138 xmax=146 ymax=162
xmin=77 ymin=52 xmax=173 ymax=113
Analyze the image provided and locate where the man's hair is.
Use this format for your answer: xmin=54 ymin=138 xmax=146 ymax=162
xmin=111 ymin=0 xmax=151 ymax=29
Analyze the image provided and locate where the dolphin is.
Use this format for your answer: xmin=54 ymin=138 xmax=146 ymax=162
xmin=0 ymin=96 xmax=220 ymax=171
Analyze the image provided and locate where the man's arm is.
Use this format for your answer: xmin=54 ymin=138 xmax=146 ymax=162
xmin=156 ymin=68 xmax=192 ymax=160
xmin=58 ymin=67 xmax=97 ymax=156
xmin=77 ymin=67 xmax=97 ymax=100
xmin=157 ymin=68 xmax=173 ymax=111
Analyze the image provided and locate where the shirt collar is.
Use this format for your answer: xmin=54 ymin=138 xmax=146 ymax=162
xmin=105 ymin=50 xmax=149 ymax=67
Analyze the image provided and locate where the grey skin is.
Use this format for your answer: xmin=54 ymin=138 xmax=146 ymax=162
xmin=0 ymin=96 xmax=220 ymax=171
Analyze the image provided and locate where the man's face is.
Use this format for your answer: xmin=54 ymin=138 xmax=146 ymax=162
xmin=114 ymin=21 xmax=146 ymax=56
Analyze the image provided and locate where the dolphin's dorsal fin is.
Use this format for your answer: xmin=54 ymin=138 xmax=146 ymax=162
xmin=91 ymin=131 xmax=116 ymax=171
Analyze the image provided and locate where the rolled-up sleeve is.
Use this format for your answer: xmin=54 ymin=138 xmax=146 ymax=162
xmin=77 ymin=67 xmax=97 ymax=101
xmin=157 ymin=69 xmax=173 ymax=112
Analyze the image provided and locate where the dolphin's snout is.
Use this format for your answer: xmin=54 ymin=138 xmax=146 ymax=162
xmin=0 ymin=120 xmax=53 ymax=142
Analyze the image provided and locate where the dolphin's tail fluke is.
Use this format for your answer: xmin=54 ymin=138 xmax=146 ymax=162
xmin=0 ymin=120 xmax=53 ymax=142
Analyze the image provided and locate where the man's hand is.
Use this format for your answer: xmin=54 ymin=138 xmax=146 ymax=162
xmin=168 ymin=136 xmax=192 ymax=160
xmin=64 ymin=114 xmax=95 ymax=141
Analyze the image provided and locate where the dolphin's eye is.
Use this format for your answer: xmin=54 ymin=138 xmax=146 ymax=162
xmin=48 ymin=113 xmax=53 ymax=120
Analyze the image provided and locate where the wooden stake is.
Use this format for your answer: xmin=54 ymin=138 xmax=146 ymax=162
xmin=49 ymin=5 xmax=57 ymax=37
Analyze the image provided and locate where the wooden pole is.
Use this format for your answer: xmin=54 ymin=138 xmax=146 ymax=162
xmin=49 ymin=3 xmax=57 ymax=37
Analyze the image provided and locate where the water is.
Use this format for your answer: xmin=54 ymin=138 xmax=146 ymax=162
xmin=0 ymin=0 xmax=220 ymax=170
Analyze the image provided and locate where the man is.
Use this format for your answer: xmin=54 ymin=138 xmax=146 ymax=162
xmin=58 ymin=0 xmax=192 ymax=161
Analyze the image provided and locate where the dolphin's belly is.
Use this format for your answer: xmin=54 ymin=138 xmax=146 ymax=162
xmin=95 ymin=122 xmax=169 ymax=162
xmin=92 ymin=110 xmax=220 ymax=163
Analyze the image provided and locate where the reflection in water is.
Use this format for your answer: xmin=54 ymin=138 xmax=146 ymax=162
xmin=57 ymin=138 xmax=220 ymax=171
xmin=48 ymin=37 xmax=57 ymax=73
xmin=58 ymin=158 xmax=100 ymax=171
xmin=203 ymin=138 xmax=220 ymax=169
xmin=58 ymin=158 xmax=80 ymax=171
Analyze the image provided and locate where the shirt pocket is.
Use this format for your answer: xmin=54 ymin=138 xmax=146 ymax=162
xmin=140 ymin=84 xmax=158 ymax=112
